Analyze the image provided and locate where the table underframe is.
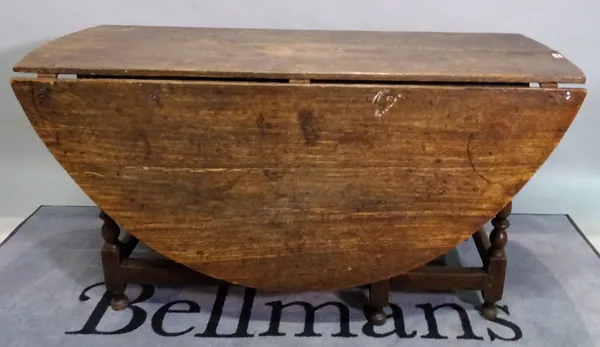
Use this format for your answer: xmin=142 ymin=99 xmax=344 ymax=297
xmin=99 ymin=202 xmax=510 ymax=325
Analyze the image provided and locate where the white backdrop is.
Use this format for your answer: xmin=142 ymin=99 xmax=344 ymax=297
xmin=1 ymin=1 xmax=598 ymax=243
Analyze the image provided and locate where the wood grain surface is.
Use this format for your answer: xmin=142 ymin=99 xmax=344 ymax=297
xmin=11 ymin=78 xmax=586 ymax=290
xmin=13 ymin=25 xmax=586 ymax=83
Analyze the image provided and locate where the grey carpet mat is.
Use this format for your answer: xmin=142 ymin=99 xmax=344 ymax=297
xmin=1 ymin=206 xmax=599 ymax=346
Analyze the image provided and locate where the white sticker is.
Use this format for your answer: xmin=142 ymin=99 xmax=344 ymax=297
xmin=552 ymin=53 xmax=564 ymax=59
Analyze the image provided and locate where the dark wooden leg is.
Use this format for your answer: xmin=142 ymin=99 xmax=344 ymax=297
xmin=481 ymin=202 xmax=511 ymax=320
xmin=364 ymin=279 xmax=390 ymax=326
xmin=99 ymin=210 xmax=129 ymax=311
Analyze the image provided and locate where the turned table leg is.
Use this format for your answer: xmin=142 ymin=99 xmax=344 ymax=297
xmin=99 ymin=210 xmax=129 ymax=311
xmin=481 ymin=202 xmax=511 ymax=320
xmin=364 ymin=279 xmax=390 ymax=326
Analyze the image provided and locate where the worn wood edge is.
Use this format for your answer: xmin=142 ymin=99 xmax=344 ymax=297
xmin=38 ymin=24 xmax=549 ymax=42
xmin=540 ymin=82 xmax=559 ymax=88
xmin=12 ymin=25 xmax=104 ymax=74
xmin=8 ymin=76 xmax=589 ymax=92
xmin=11 ymin=66 xmax=587 ymax=84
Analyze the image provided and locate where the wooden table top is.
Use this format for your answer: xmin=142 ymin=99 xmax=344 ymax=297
xmin=11 ymin=77 xmax=586 ymax=290
xmin=10 ymin=25 xmax=588 ymax=290
xmin=14 ymin=25 xmax=585 ymax=83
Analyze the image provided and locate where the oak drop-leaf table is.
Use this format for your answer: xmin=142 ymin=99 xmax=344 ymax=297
xmin=11 ymin=25 xmax=586 ymax=325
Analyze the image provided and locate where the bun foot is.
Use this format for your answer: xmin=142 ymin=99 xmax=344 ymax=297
xmin=364 ymin=304 xmax=387 ymax=326
xmin=110 ymin=295 xmax=129 ymax=311
xmin=481 ymin=302 xmax=497 ymax=321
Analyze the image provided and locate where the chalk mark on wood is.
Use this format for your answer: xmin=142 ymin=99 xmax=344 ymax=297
xmin=372 ymin=90 xmax=402 ymax=118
